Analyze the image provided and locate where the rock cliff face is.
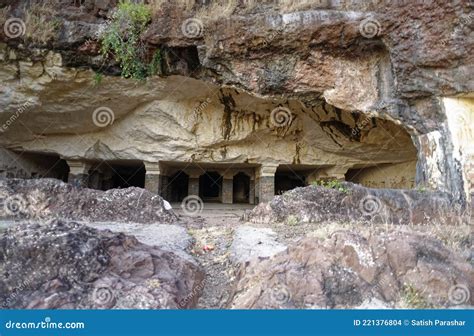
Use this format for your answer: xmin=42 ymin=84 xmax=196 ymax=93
xmin=0 ymin=0 xmax=473 ymax=204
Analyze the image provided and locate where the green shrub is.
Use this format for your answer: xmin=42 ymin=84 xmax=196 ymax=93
xmin=101 ymin=1 xmax=160 ymax=79
xmin=313 ymin=179 xmax=350 ymax=194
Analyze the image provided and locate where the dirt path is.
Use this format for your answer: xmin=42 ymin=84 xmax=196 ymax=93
xmin=174 ymin=204 xmax=251 ymax=308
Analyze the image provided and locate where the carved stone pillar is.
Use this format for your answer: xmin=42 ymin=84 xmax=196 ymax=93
xmin=144 ymin=162 xmax=161 ymax=194
xmin=67 ymin=160 xmax=91 ymax=188
xmin=257 ymin=164 xmax=278 ymax=203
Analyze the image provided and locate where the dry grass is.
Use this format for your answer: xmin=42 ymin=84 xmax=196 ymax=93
xmin=23 ymin=0 xmax=61 ymax=44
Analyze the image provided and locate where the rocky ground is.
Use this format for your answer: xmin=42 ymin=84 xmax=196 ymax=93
xmin=0 ymin=179 xmax=472 ymax=309
xmin=0 ymin=220 xmax=204 ymax=309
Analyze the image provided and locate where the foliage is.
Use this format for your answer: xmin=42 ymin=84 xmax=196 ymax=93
xmin=148 ymin=49 xmax=162 ymax=76
xmin=401 ymin=284 xmax=433 ymax=309
xmin=93 ymin=72 xmax=103 ymax=87
xmin=101 ymin=0 xmax=160 ymax=80
xmin=313 ymin=179 xmax=350 ymax=194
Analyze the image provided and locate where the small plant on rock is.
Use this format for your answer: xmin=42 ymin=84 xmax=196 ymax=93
xmin=313 ymin=179 xmax=350 ymax=194
xmin=401 ymin=284 xmax=433 ymax=309
xmin=285 ymin=215 xmax=299 ymax=226
xmin=101 ymin=0 xmax=161 ymax=79
xmin=93 ymin=72 xmax=103 ymax=87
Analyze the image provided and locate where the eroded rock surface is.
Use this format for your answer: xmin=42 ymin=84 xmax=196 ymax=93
xmin=0 ymin=178 xmax=178 ymax=223
xmin=247 ymin=183 xmax=471 ymax=225
xmin=230 ymin=226 xmax=287 ymax=265
xmin=227 ymin=230 xmax=474 ymax=309
xmin=88 ymin=222 xmax=196 ymax=264
xmin=0 ymin=220 xmax=204 ymax=309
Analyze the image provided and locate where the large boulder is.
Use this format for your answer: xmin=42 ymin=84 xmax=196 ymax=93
xmin=227 ymin=230 xmax=473 ymax=309
xmin=0 ymin=220 xmax=204 ymax=309
xmin=246 ymin=183 xmax=471 ymax=225
xmin=0 ymin=178 xmax=177 ymax=223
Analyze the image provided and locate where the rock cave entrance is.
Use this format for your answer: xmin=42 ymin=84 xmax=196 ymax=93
xmin=167 ymin=170 xmax=189 ymax=202
xmin=273 ymin=165 xmax=323 ymax=195
xmin=0 ymin=150 xmax=69 ymax=181
xmin=199 ymin=171 xmax=223 ymax=202
xmin=158 ymin=162 xmax=258 ymax=204
xmin=88 ymin=160 xmax=146 ymax=190
xmin=275 ymin=171 xmax=306 ymax=195
xmin=233 ymin=172 xmax=251 ymax=203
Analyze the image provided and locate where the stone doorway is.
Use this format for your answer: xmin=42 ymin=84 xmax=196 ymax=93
xmin=87 ymin=160 xmax=146 ymax=190
xmin=275 ymin=171 xmax=306 ymax=195
xmin=233 ymin=172 xmax=250 ymax=203
xmin=167 ymin=170 xmax=189 ymax=202
xmin=199 ymin=171 xmax=223 ymax=202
